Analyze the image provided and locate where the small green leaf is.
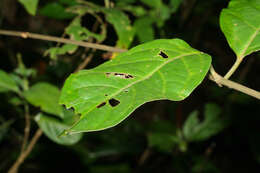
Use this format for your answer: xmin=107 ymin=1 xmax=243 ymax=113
xmin=183 ymin=103 xmax=228 ymax=142
xmin=35 ymin=113 xmax=82 ymax=145
xmin=60 ymin=39 xmax=211 ymax=133
xmin=103 ymin=9 xmax=135 ymax=48
xmin=148 ymin=132 xmax=178 ymax=152
xmin=0 ymin=70 xmax=19 ymax=93
xmin=18 ymin=0 xmax=39 ymax=15
xmin=220 ymin=0 xmax=260 ymax=59
xmin=134 ymin=17 xmax=154 ymax=43
xmin=24 ymin=82 xmax=63 ymax=118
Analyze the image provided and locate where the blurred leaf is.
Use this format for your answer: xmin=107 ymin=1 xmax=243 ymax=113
xmin=90 ymin=164 xmax=130 ymax=173
xmin=0 ymin=70 xmax=19 ymax=93
xmin=15 ymin=55 xmax=36 ymax=78
xmin=66 ymin=17 xmax=105 ymax=42
xmin=18 ymin=0 xmax=39 ymax=15
xmin=170 ymin=0 xmax=183 ymax=12
xmin=134 ymin=16 xmax=154 ymax=43
xmin=60 ymin=39 xmax=211 ymax=133
xmin=148 ymin=132 xmax=178 ymax=152
xmin=35 ymin=113 xmax=82 ymax=145
xmin=220 ymin=0 xmax=260 ymax=59
xmin=104 ymin=8 xmax=135 ymax=48
xmin=117 ymin=5 xmax=147 ymax=17
xmin=59 ymin=0 xmax=77 ymax=6
xmin=45 ymin=44 xmax=78 ymax=60
xmin=0 ymin=119 xmax=14 ymax=143
xmin=8 ymin=97 xmax=23 ymax=106
xmin=39 ymin=2 xmax=76 ymax=20
xmin=192 ymin=156 xmax=219 ymax=173
xmin=24 ymin=82 xmax=63 ymax=118
xmin=141 ymin=0 xmax=162 ymax=8
xmin=46 ymin=16 xmax=106 ymax=59
xmin=183 ymin=103 xmax=228 ymax=142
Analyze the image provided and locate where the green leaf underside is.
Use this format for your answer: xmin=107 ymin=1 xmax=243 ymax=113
xmin=59 ymin=39 xmax=211 ymax=133
xmin=220 ymin=0 xmax=260 ymax=58
xmin=35 ymin=113 xmax=82 ymax=145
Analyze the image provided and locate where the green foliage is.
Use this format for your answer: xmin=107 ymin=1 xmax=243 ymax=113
xmin=35 ymin=113 xmax=82 ymax=145
xmin=148 ymin=132 xmax=178 ymax=152
xmin=60 ymin=39 xmax=211 ymax=133
xmin=0 ymin=70 xmax=20 ymax=93
xmin=1 ymin=0 xmax=260 ymax=172
xmin=23 ymin=82 xmax=63 ymax=118
xmin=220 ymin=0 xmax=260 ymax=59
xmin=104 ymin=8 xmax=135 ymax=48
xmin=18 ymin=0 xmax=39 ymax=15
xmin=39 ymin=2 xmax=76 ymax=20
xmin=183 ymin=103 xmax=228 ymax=142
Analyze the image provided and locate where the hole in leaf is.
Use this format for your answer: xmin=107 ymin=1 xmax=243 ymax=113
xmin=105 ymin=72 xmax=134 ymax=79
xmin=105 ymin=72 xmax=111 ymax=77
xmin=159 ymin=51 xmax=168 ymax=58
xmin=109 ymin=98 xmax=120 ymax=107
xmin=105 ymin=94 xmax=108 ymax=96
xmin=97 ymin=102 xmax=106 ymax=108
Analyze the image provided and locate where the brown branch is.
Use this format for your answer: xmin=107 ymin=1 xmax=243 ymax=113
xmin=8 ymin=129 xmax=43 ymax=173
xmin=0 ymin=29 xmax=126 ymax=53
xmin=21 ymin=104 xmax=30 ymax=152
xmin=209 ymin=66 xmax=260 ymax=99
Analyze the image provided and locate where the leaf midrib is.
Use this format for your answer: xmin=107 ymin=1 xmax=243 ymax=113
xmin=76 ymin=51 xmax=200 ymax=117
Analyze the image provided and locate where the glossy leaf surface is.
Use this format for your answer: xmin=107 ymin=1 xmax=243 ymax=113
xmin=60 ymin=39 xmax=211 ymax=133
xmin=220 ymin=0 xmax=260 ymax=58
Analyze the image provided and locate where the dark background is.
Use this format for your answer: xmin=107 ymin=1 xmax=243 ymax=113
xmin=0 ymin=0 xmax=260 ymax=172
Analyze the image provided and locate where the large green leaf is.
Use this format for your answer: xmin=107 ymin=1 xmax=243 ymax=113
xmin=220 ymin=0 xmax=260 ymax=59
xmin=60 ymin=39 xmax=211 ymax=133
xmin=24 ymin=82 xmax=63 ymax=118
xmin=183 ymin=103 xmax=228 ymax=142
xmin=18 ymin=0 xmax=39 ymax=15
xmin=35 ymin=113 xmax=82 ymax=145
xmin=0 ymin=70 xmax=19 ymax=93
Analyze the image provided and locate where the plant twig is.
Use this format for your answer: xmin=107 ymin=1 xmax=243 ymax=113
xmin=209 ymin=66 xmax=260 ymax=99
xmin=8 ymin=129 xmax=43 ymax=173
xmin=0 ymin=29 xmax=126 ymax=53
xmin=21 ymin=104 xmax=30 ymax=152
xmin=224 ymin=57 xmax=243 ymax=79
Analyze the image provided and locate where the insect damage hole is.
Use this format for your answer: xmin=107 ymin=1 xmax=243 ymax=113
xmin=108 ymin=98 xmax=120 ymax=107
xmin=97 ymin=102 xmax=106 ymax=108
xmin=159 ymin=51 xmax=168 ymax=58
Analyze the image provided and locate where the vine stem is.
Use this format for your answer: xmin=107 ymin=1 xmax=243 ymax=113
xmin=224 ymin=57 xmax=243 ymax=79
xmin=0 ymin=29 xmax=126 ymax=53
xmin=8 ymin=129 xmax=43 ymax=173
xmin=209 ymin=66 xmax=260 ymax=99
